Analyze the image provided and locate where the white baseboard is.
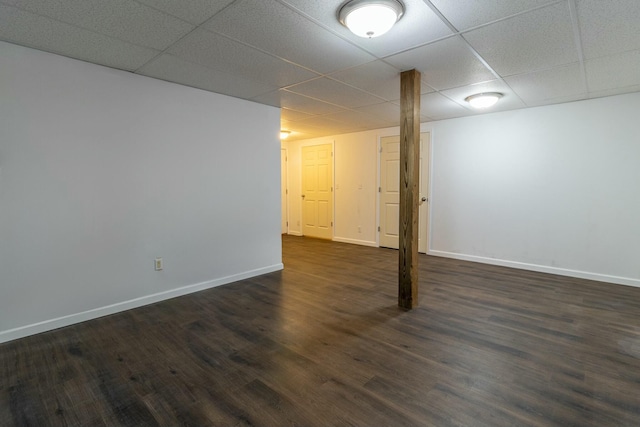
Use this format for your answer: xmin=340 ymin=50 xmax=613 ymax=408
xmin=287 ymin=231 xmax=303 ymax=236
xmin=332 ymin=237 xmax=378 ymax=248
xmin=0 ymin=263 xmax=284 ymax=344
xmin=427 ymin=250 xmax=640 ymax=288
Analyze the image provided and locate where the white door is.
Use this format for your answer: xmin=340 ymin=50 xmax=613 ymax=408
xmin=418 ymin=133 xmax=430 ymax=253
xmin=379 ymin=133 xmax=430 ymax=253
xmin=379 ymin=136 xmax=401 ymax=249
xmin=281 ymin=148 xmax=288 ymax=234
xmin=302 ymin=144 xmax=333 ymax=239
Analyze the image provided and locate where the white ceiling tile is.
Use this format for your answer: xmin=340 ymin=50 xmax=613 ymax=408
xmin=464 ymin=2 xmax=578 ymax=77
xmin=421 ymin=82 xmax=436 ymax=95
xmin=420 ymin=92 xmax=470 ymax=120
xmin=137 ymin=54 xmax=276 ymax=99
xmin=281 ymin=0 xmax=453 ymax=57
xmin=441 ymin=79 xmax=526 ymax=112
xmin=133 ymin=0 xmax=236 ymax=25
xmin=286 ymin=121 xmax=325 ymax=134
xmin=577 ymin=0 xmax=640 ymax=60
xmin=322 ymin=109 xmax=395 ymax=129
xmin=286 ymin=131 xmax=324 ymax=141
xmin=382 ymin=101 xmax=431 ymax=122
xmin=329 ymin=61 xmax=402 ymax=101
xmin=204 ymin=0 xmax=374 ymax=74
xmin=504 ymin=62 xmax=587 ymax=106
xmin=11 ymin=0 xmax=194 ymax=50
xmin=429 ymin=0 xmax=556 ymax=31
xmin=588 ymin=85 xmax=640 ymax=100
xmin=524 ymin=93 xmax=588 ymax=108
xmin=586 ymin=49 xmax=640 ymax=93
xmin=388 ymin=100 xmax=434 ymax=122
xmin=385 ymin=36 xmax=495 ymax=90
xmin=329 ymin=60 xmax=433 ymax=102
xmin=295 ymin=115 xmax=350 ymax=129
xmin=290 ymin=118 xmax=357 ymax=136
xmin=0 ymin=5 xmax=160 ymax=71
xmin=167 ymin=28 xmax=318 ymax=88
xmin=253 ymin=90 xmax=348 ymax=115
xmin=354 ymin=102 xmax=401 ymax=123
xmin=287 ymin=77 xmax=385 ymax=108
xmin=250 ymin=90 xmax=284 ymax=108
xmin=281 ymin=108 xmax=313 ymax=122
xmin=280 ymin=120 xmax=332 ymax=140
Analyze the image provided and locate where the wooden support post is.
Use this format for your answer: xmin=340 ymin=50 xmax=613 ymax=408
xmin=398 ymin=69 xmax=421 ymax=310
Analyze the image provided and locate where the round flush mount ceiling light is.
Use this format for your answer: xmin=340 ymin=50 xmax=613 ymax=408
xmin=465 ymin=92 xmax=503 ymax=109
xmin=280 ymin=130 xmax=291 ymax=140
xmin=338 ymin=0 xmax=404 ymax=38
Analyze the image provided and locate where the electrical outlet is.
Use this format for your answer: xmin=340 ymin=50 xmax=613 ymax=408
xmin=155 ymin=258 xmax=163 ymax=271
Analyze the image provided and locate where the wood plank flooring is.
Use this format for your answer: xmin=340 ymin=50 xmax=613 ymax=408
xmin=2 ymin=235 xmax=640 ymax=426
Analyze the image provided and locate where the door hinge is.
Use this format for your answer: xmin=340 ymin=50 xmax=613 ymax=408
xmin=379 ymin=146 xmax=383 ymax=153
xmin=331 ymin=222 xmax=334 ymax=227
xmin=378 ymin=187 xmax=381 ymax=193
xmin=331 ymin=187 xmax=333 ymax=192
xmin=286 ymin=189 xmax=288 ymax=195
xmin=331 ymin=151 xmax=334 ymax=157
xmin=378 ymin=226 xmax=381 ymax=232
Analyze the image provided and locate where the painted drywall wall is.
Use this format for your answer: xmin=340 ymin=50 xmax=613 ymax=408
xmin=429 ymin=92 xmax=640 ymax=286
xmin=286 ymin=92 xmax=640 ymax=287
xmin=0 ymin=41 xmax=283 ymax=342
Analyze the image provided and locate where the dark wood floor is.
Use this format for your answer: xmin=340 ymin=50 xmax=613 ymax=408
xmin=2 ymin=235 xmax=640 ymax=426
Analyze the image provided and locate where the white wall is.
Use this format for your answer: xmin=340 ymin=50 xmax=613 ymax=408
xmin=430 ymin=92 xmax=640 ymax=286
xmin=286 ymin=92 xmax=640 ymax=287
xmin=0 ymin=41 xmax=283 ymax=343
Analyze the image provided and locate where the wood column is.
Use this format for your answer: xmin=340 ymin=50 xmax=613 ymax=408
xmin=398 ymin=69 xmax=421 ymax=310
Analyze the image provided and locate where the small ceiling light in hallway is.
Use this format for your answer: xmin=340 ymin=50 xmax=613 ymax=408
xmin=338 ymin=0 xmax=404 ymax=38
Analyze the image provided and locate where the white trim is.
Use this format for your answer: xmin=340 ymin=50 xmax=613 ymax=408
xmin=288 ymin=230 xmax=303 ymax=236
xmin=333 ymin=236 xmax=378 ymax=247
xmin=424 ymin=126 xmax=435 ymax=255
xmin=427 ymin=250 xmax=640 ymax=288
xmin=281 ymin=147 xmax=289 ymax=235
xmin=0 ymin=263 xmax=284 ymax=344
xmin=418 ymin=131 xmax=431 ymax=254
xmin=375 ymin=134 xmax=382 ymax=248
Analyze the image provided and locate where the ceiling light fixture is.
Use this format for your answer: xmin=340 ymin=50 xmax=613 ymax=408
xmin=465 ymin=92 xmax=503 ymax=109
xmin=280 ymin=130 xmax=291 ymax=140
xmin=338 ymin=0 xmax=404 ymax=38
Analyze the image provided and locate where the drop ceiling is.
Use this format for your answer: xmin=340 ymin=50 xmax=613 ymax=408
xmin=1 ymin=0 xmax=639 ymax=141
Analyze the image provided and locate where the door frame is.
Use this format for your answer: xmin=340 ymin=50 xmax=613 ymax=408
xmin=299 ymin=139 xmax=335 ymax=240
xmin=376 ymin=131 xmax=433 ymax=253
xmin=281 ymin=147 xmax=289 ymax=234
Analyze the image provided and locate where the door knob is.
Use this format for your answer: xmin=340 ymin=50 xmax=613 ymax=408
xmin=301 ymin=194 xmax=305 ymax=199
xmin=421 ymin=197 xmax=427 ymax=202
